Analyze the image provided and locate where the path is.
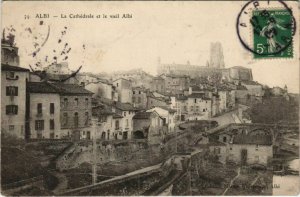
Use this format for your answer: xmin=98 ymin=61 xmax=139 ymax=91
xmin=52 ymin=172 xmax=68 ymax=194
xmin=222 ymin=167 xmax=241 ymax=195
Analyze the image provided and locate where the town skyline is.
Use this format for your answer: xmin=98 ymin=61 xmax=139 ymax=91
xmin=2 ymin=1 xmax=299 ymax=93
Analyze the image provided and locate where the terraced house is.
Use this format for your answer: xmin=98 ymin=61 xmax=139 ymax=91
xmin=50 ymin=83 xmax=94 ymax=140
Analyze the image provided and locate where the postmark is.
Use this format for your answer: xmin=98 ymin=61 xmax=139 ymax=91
xmin=236 ymin=0 xmax=296 ymax=58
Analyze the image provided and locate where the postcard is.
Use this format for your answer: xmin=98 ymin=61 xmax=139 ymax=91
xmin=1 ymin=0 xmax=299 ymax=196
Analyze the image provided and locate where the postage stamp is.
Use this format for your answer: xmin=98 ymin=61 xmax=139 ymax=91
xmin=252 ymin=9 xmax=293 ymax=58
xmin=236 ymin=0 xmax=296 ymax=59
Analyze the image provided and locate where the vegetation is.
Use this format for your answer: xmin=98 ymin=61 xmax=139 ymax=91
xmin=249 ymin=96 xmax=298 ymax=124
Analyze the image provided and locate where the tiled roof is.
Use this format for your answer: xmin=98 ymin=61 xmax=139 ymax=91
xmin=188 ymin=93 xmax=211 ymax=100
xmin=233 ymin=135 xmax=272 ymax=145
xmin=115 ymin=102 xmax=136 ymax=111
xmin=133 ymin=112 xmax=152 ymax=119
xmin=154 ymin=106 xmax=177 ymax=113
xmin=1 ymin=64 xmax=29 ymax=72
xmin=49 ymin=83 xmax=93 ymax=95
xmin=95 ymin=97 xmax=136 ymax=111
xmin=27 ymin=82 xmax=60 ymax=94
xmin=92 ymin=106 xmax=114 ymax=116
xmin=176 ymin=95 xmax=188 ymax=101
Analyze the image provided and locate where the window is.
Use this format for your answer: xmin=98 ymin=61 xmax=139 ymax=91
xmin=133 ymin=91 xmax=135 ymax=94
xmin=195 ymin=106 xmax=199 ymax=112
xmin=74 ymin=112 xmax=79 ymax=128
xmin=74 ymin=98 xmax=79 ymax=106
xmin=6 ymin=105 xmax=18 ymax=115
xmin=190 ymin=106 xmax=194 ymax=111
xmin=35 ymin=120 xmax=44 ymax=130
xmin=194 ymin=99 xmax=197 ymax=103
xmin=223 ymin=136 xmax=227 ymax=142
xmin=115 ymin=120 xmax=119 ymax=130
xmin=50 ymin=103 xmax=54 ymax=114
xmin=37 ymin=103 xmax=42 ymax=114
xmin=85 ymin=98 xmax=89 ymax=107
xmin=63 ymin=113 xmax=68 ymax=126
xmin=139 ymin=91 xmax=141 ymax=94
xmin=50 ymin=119 xmax=55 ymax=130
xmin=256 ymin=144 xmax=259 ymax=150
xmin=6 ymin=86 xmax=18 ymax=96
xmin=124 ymin=112 xmax=126 ymax=116
xmin=50 ymin=133 xmax=54 ymax=139
xmin=85 ymin=112 xmax=89 ymax=126
xmin=116 ymin=83 xmax=119 ymax=87
xmin=9 ymin=125 xmax=14 ymax=131
xmin=126 ymin=119 xmax=129 ymax=127
xmin=203 ymin=109 xmax=206 ymax=112
xmin=63 ymin=98 xmax=68 ymax=108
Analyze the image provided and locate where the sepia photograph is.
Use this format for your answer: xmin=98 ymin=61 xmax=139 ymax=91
xmin=1 ymin=0 xmax=299 ymax=196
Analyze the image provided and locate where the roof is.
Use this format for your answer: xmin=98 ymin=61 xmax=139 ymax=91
xmin=233 ymin=135 xmax=272 ymax=145
xmin=236 ymin=85 xmax=248 ymax=90
xmin=188 ymin=93 xmax=211 ymax=100
xmin=27 ymin=82 xmax=60 ymax=94
xmin=1 ymin=64 xmax=29 ymax=72
xmin=115 ymin=102 xmax=135 ymax=111
xmin=176 ymin=95 xmax=188 ymax=101
xmin=50 ymin=83 xmax=93 ymax=95
xmin=152 ymin=106 xmax=177 ymax=113
xmin=92 ymin=106 xmax=114 ymax=116
xmin=133 ymin=112 xmax=153 ymax=119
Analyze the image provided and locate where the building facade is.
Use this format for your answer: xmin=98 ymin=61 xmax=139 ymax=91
xmin=1 ymin=64 xmax=29 ymax=138
xmin=27 ymin=82 xmax=61 ymax=139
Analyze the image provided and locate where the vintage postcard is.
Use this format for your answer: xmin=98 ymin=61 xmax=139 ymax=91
xmin=1 ymin=0 xmax=299 ymax=196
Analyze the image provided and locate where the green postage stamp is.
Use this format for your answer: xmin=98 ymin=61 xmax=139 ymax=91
xmin=252 ymin=9 xmax=294 ymax=58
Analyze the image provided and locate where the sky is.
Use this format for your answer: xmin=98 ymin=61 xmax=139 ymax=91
xmin=2 ymin=1 xmax=299 ymax=93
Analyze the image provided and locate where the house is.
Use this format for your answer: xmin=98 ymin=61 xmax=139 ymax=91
xmin=132 ymin=87 xmax=148 ymax=109
xmin=227 ymin=135 xmax=273 ymax=166
xmin=147 ymin=106 xmax=176 ymax=133
xmin=27 ymin=82 xmax=61 ymax=139
xmin=77 ymin=74 xmax=117 ymax=101
xmin=94 ymin=97 xmax=136 ymax=140
xmin=113 ymin=78 xmax=133 ymax=103
xmin=215 ymin=129 xmax=273 ymax=166
xmin=162 ymin=74 xmax=190 ymax=95
xmin=186 ymin=93 xmax=212 ymax=120
xmin=92 ymin=105 xmax=115 ymax=140
xmin=132 ymin=111 xmax=165 ymax=144
xmin=112 ymin=68 xmax=153 ymax=89
xmin=146 ymin=91 xmax=170 ymax=109
xmin=1 ymin=64 xmax=29 ymax=138
xmin=50 ymin=83 xmax=94 ymax=140
xmin=151 ymin=76 xmax=165 ymax=94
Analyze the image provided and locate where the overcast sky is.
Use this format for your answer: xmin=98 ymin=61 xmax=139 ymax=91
xmin=2 ymin=1 xmax=299 ymax=93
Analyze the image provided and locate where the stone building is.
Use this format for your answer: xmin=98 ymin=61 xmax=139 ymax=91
xmin=161 ymin=74 xmax=190 ymax=95
xmin=147 ymin=106 xmax=176 ymax=133
xmin=50 ymin=83 xmax=93 ymax=140
xmin=186 ymin=93 xmax=212 ymax=120
xmin=150 ymin=76 xmax=165 ymax=94
xmin=111 ymin=68 xmax=153 ymax=89
xmin=216 ymin=129 xmax=273 ymax=166
xmin=1 ymin=64 xmax=29 ymax=138
xmin=132 ymin=87 xmax=148 ymax=109
xmin=92 ymin=105 xmax=115 ymax=140
xmin=113 ymin=78 xmax=133 ymax=103
xmin=209 ymin=42 xmax=225 ymax=69
xmin=27 ymin=82 xmax=61 ymax=139
xmin=132 ymin=111 xmax=165 ymax=144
